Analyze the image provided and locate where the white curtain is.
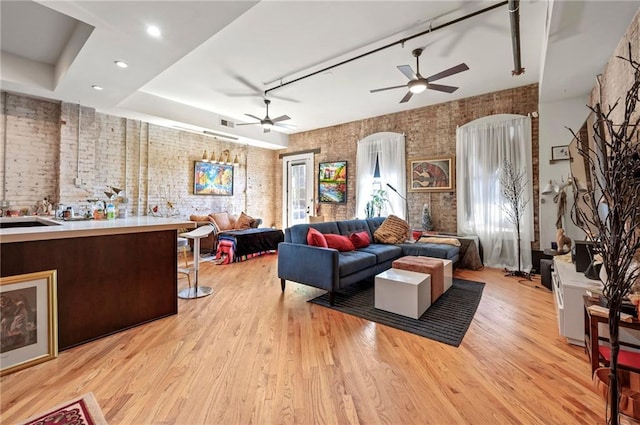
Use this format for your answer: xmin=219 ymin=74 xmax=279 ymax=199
xmin=356 ymin=132 xmax=406 ymax=219
xmin=456 ymin=114 xmax=534 ymax=272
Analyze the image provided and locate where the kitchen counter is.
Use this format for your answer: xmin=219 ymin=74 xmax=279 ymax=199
xmin=1 ymin=216 xmax=196 ymax=350
xmin=0 ymin=216 xmax=194 ymax=243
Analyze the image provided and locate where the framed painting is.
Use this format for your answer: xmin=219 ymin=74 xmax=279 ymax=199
xmin=319 ymin=161 xmax=347 ymax=203
xmin=1 ymin=270 xmax=57 ymax=376
xmin=551 ymin=145 xmax=570 ymax=161
xmin=194 ymin=161 xmax=233 ymax=196
xmin=409 ymin=156 xmax=455 ymax=192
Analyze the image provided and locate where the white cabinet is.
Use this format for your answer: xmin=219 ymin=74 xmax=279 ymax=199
xmin=552 ymin=258 xmax=601 ymax=346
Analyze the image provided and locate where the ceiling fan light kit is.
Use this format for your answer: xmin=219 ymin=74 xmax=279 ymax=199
xmin=237 ymin=99 xmax=292 ymax=133
xmin=371 ymin=47 xmax=469 ymax=103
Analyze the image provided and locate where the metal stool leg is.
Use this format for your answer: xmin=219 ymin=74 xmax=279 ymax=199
xmin=178 ymin=232 xmax=213 ymax=299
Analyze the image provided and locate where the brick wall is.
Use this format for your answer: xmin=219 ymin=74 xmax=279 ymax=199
xmin=0 ymin=93 xmax=60 ymax=211
xmin=1 ymin=93 xmax=277 ymax=227
xmin=279 ymin=84 xmax=540 ymax=248
xmin=590 ymin=9 xmax=639 ymax=122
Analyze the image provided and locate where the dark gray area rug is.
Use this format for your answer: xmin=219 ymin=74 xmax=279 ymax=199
xmin=308 ymin=278 xmax=485 ymax=347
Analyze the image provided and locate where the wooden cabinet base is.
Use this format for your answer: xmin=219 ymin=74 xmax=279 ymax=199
xmin=1 ymin=230 xmax=178 ymax=350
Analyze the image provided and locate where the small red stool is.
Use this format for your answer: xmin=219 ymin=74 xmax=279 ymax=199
xmin=392 ymin=256 xmax=445 ymax=302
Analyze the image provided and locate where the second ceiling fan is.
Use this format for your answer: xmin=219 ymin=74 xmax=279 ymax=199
xmin=237 ymin=99 xmax=294 ymax=133
xmin=371 ymin=48 xmax=469 ymax=103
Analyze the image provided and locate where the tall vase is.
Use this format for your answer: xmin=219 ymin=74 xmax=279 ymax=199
xmin=422 ymin=204 xmax=434 ymax=231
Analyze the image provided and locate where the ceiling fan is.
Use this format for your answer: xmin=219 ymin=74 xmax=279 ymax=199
xmin=370 ymin=48 xmax=469 ymax=103
xmin=236 ymin=99 xmax=294 ymax=133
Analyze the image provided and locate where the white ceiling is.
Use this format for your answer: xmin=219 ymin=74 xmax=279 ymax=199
xmin=1 ymin=1 xmax=638 ymax=149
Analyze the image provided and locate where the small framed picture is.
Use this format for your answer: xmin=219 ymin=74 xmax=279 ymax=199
xmin=551 ymin=145 xmax=570 ymax=161
xmin=1 ymin=270 xmax=58 ymax=376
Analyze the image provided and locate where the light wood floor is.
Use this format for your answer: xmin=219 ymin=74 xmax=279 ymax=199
xmin=1 ymin=255 xmax=611 ymax=424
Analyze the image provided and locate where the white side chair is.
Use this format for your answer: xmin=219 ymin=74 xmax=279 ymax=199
xmin=178 ymin=224 xmax=215 ymax=299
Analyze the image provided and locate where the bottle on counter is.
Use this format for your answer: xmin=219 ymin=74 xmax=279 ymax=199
xmin=106 ymin=203 xmax=116 ymax=220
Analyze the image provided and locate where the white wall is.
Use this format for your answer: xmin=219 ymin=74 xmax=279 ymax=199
xmin=538 ymin=96 xmax=591 ymax=249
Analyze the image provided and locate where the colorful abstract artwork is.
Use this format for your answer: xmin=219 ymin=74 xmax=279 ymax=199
xmin=319 ymin=161 xmax=347 ymax=203
xmin=194 ymin=161 xmax=234 ymax=196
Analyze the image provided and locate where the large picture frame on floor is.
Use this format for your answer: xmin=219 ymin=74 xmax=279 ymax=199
xmin=409 ymin=156 xmax=455 ymax=192
xmin=0 ymin=270 xmax=58 ymax=376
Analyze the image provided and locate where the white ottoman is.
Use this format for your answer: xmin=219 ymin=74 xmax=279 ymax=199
xmin=375 ymin=268 xmax=431 ymax=319
xmin=425 ymin=257 xmax=453 ymax=293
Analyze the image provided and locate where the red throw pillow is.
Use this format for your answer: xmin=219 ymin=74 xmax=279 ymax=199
xmin=349 ymin=231 xmax=370 ymax=249
xmin=324 ymin=234 xmax=355 ymax=252
xmin=307 ymin=227 xmax=328 ymax=248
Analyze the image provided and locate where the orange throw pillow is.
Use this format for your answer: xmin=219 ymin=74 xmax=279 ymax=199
xmin=349 ymin=231 xmax=370 ymax=249
xmin=210 ymin=212 xmax=232 ymax=230
xmin=324 ymin=234 xmax=355 ymax=252
xmin=307 ymin=227 xmax=328 ymax=247
xmin=235 ymin=212 xmax=254 ymax=229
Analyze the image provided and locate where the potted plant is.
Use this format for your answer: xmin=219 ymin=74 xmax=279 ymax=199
xmin=370 ymin=189 xmax=389 ymax=217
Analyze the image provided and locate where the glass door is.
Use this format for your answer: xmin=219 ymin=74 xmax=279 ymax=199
xmin=282 ymin=153 xmax=314 ymax=228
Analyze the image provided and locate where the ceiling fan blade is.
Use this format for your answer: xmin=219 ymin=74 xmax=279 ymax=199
xmin=275 ymin=123 xmax=297 ymax=129
xmin=397 ymin=65 xmax=417 ymax=81
xmin=425 ymin=63 xmax=469 ymax=83
xmin=399 ymin=91 xmax=413 ymax=103
xmin=370 ymin=84 xmax=407 ymax=93
xmin=234 ymin=75 xmax=262 ymax=93
xmin=244 ymin=113 xmax=262 ymax=121
xmin=272 ymin=115 xmax=291 ymax=123
xmin=236 ymin=122 xmax=260 ymax=126
xmin=427 ymin=83 xmax=459 ymax=93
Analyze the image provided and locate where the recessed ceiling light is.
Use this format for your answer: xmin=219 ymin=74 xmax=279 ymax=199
xmin=114 ymin=60 xmax=128 ymax=68
xmin=92 ymin=85 xmax=103 ymax=91
xmin=146 ymin=25 xmax=161 ymax=38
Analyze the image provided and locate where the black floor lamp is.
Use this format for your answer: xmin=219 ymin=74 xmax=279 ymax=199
xmin=386 ymin=183 xmax=411 ymax=236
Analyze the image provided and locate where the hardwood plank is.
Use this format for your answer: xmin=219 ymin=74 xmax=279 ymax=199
xmin=0 ymin=255 xmax=613 ymax=424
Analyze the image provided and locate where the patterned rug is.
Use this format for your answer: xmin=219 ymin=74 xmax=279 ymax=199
xmin=17 ymin=392 xmax=107 ymax=425
xmin=309 ymin=278 xmax=485 ymax=347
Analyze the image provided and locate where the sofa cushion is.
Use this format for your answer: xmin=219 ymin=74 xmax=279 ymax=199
xmin=349 ymin=231 xmax=370 ymax=249
xmin=337 ymin=251 xmax=377 ymax=277
xmin=287 ymin=222 xmax=341 ymax=244
xmin=325 ymin=234 xmax=355 ymax=252
xmin=337 ymin=219 xmax=371 ymax=238
xmin=210 ymin=212 xmax=234 ymax=230
xmin=374 ymin=215 xmax=409 ymax=244
xmin=397 ymin=242 xmax=459 ymax=260
xmin=236 ymin=212 xmax=254 ymax=229
xmin=357 ymin=243 xmax=403 ymax=263
xmin=190 ymin=214 xmax=210 ymax=222
xmin=307 ymin=227 xmax=328 ymax=247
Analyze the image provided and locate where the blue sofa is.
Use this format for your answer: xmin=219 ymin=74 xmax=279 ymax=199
xmin=277 ymin=217 xmax=460 ymax=304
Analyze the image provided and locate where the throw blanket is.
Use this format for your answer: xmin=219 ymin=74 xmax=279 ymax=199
xmin=216 ymin=228 xmax=284 ymax=264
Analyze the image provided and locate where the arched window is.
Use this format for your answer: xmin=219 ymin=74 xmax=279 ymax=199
xmin=456 ymin=114 xmax=533 ymax=272
xmin=355 ymin=132 xmax=406 ymax=219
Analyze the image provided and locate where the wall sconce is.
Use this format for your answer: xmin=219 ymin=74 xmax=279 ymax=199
xmin=541 ymin=176 xmax=573 ymax=195
xmin=200 ymin=149 xmax=240 ymax=166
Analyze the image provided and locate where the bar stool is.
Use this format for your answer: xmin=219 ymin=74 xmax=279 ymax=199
xmin=177 ymin=237 xmax=191 ymax=287
xmin=178 ymin=224 xmax=215 ymax=299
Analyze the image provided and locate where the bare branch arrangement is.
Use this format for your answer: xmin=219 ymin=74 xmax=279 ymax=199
xmin=569 ymin=44 xmax=640 ymax=425
xmin=499 ymin=159 xmax=530 ymax=278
